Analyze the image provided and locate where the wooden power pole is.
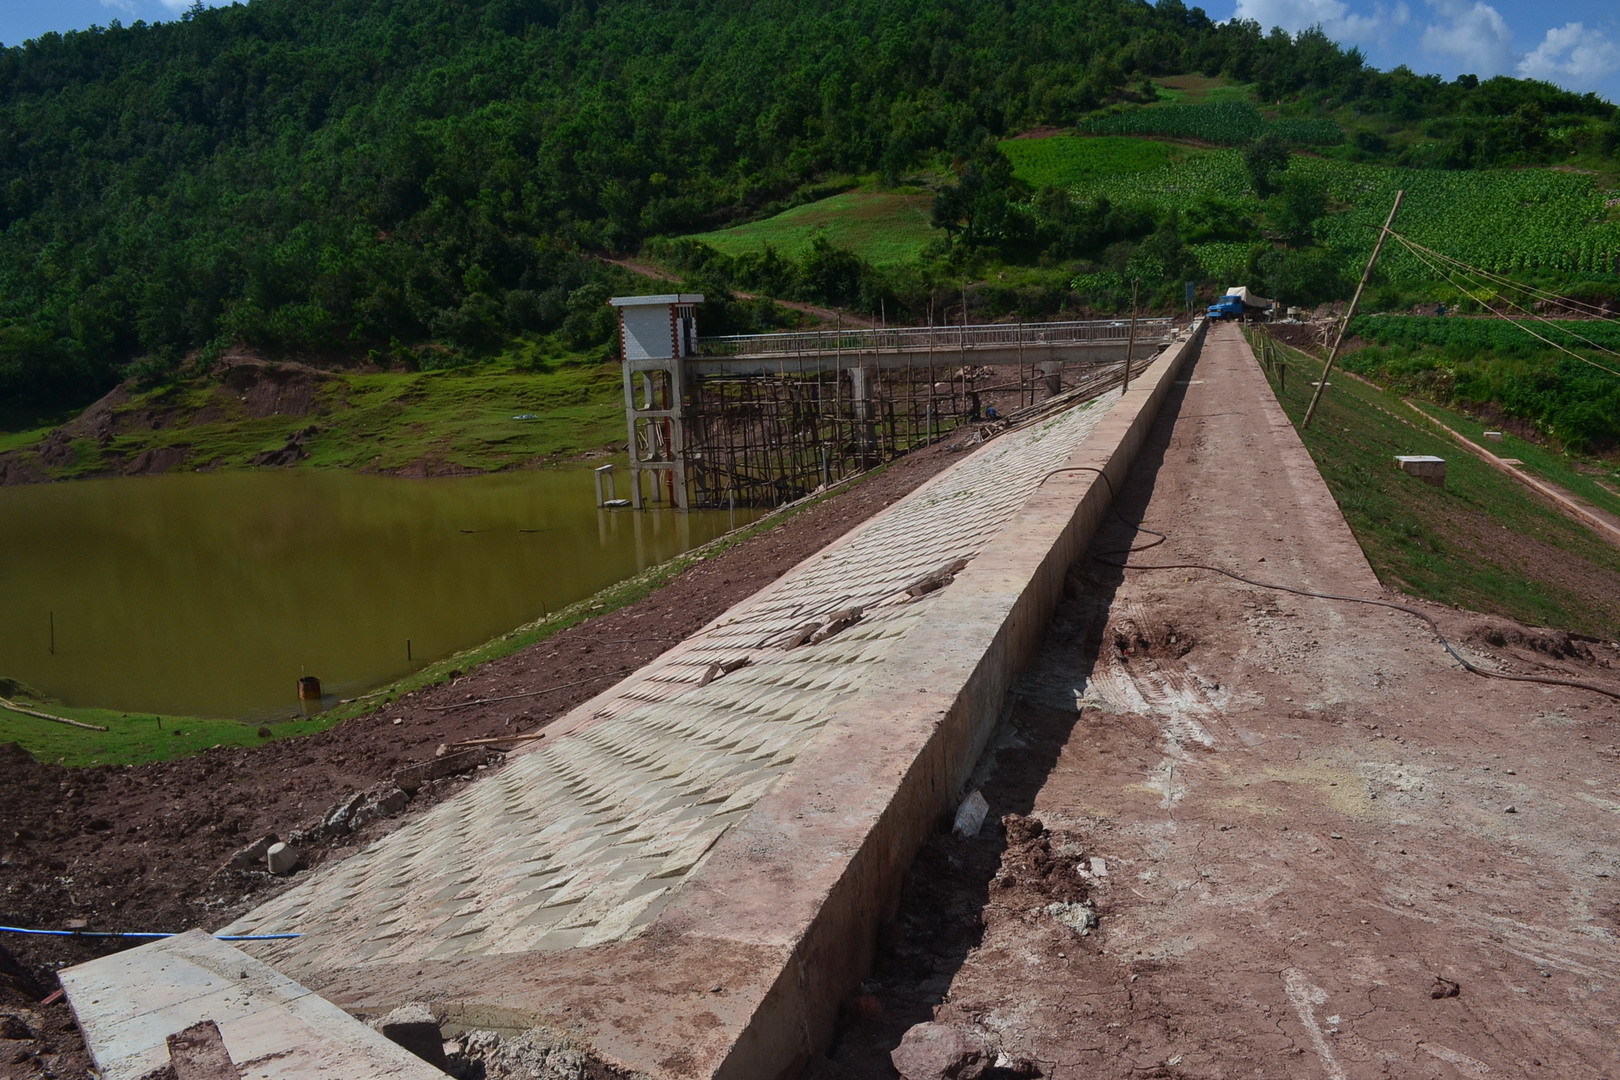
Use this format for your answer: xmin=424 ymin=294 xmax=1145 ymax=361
xmin=1303 ymin=190 xmax=1404 ymax=429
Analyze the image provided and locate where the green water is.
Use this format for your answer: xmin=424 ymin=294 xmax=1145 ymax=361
xmin=0 ymin=469 xmax=755 ymax=722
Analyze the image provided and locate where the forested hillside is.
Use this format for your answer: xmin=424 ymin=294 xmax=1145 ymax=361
xmin=3 ymin=0 xmax=1617 ymax=417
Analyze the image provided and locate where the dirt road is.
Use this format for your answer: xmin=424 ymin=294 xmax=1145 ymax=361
xmin=815 ymin=322 xmax=1620 ymax=1078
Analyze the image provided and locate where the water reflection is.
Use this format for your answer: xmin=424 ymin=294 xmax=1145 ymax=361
xmin=0 ymin=469 xmax=756 ymax=721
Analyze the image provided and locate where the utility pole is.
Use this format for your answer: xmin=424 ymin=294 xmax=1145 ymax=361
xmin=1122 ymin=279 xmax=1140 ymax=393
xmin=1303 ymin=190 xmax=1404 ymax=429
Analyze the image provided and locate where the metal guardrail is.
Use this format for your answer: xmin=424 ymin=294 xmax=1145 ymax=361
xmin=696 ymin=319 xmax=1175 ymax=358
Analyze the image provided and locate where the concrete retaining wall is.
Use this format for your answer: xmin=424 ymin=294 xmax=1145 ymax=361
xmin=678 ymin=320 xmax=1207 ymax=1078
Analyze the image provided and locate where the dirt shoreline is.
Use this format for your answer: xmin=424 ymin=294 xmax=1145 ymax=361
xmin=0 ymin=442 xmax=968 ymax=1079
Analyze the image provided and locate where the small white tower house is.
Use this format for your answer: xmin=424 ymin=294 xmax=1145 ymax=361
xmin=609 ymin=294 xmax=704 ymax=509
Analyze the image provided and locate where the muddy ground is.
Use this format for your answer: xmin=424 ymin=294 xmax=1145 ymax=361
xmin=0 ymin=442 xmax=969 ymax=1079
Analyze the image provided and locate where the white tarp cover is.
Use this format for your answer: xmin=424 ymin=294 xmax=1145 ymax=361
xmin=1223 ymin=286 xmax=1274 ymax=308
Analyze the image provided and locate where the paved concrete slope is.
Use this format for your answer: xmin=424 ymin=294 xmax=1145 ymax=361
xmin=222 ymin=388 xmax=1120 ymax=969
xmin=850 ymin=321 xmax=1620 ymax=1079
xmin=198 ymin=324 xmax=1205 ymax=1078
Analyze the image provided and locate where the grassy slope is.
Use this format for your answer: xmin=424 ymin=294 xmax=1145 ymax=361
xmin=1258 ymin=333 xmax=1620 ymax=637
xmin=17 ymin=358 xmax=627 ymax=482
xmin=1404 ymin=398 xmax=1620 ymax=522
xmin=1150 ymin=75 xmax=1257 ymax=105
xmin=688 ymin=189 xmax=936 ymax=266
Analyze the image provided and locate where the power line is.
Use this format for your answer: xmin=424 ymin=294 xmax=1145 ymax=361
xmin=1390 ymin=232 xmax=1620 ymax=358
xmin=1388 ymin=233 xmax=1620 ymax=380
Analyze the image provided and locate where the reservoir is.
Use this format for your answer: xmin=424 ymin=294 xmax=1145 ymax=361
xmin=0 ymin=468 xmax=759 ymax=722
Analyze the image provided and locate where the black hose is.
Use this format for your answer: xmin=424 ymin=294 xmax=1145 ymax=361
xmin=1036 ymin=466 xmax=1620 ymax=702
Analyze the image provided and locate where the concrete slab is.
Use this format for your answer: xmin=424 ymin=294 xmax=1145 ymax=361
xmin=59 ymin=931 xmax=446 ymax=1080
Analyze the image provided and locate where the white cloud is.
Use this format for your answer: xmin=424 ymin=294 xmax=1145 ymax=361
xmin=1517 ymin=22 xmax=1620 ymax=90
xmin=98 ymin=0 xmax=137 ymax=15
xmin=1232 ymin=0 xmax=1409 ymax=47
xmin=1419 ymin=0 xmax=1514 ymax=75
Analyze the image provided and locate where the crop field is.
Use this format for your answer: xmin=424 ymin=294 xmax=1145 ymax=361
xmin=998 ymin=135 xmax=1175 ymax=188
xmin=1080 ymin=101 xmax=1343 ymax=146
xmin=1351 ymin=315 xmax=1620 ymax=354
xmin=689 ymin=190 xmax=935 ymax=267
xmin=1027 ymin=140 xmax=1620 ymax=281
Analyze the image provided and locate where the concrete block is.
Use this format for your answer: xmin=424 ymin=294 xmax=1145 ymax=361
xmin=166 ymin=1019 xmax=239 ymax=1080
xmin=1483 ymin=430 xmax=1503 ymax=441
xmin=266 ymin=842 xmax=300 ymax=875
xmin=1395 ymin=455 xmax=1446 ymax=486
xmin=371 ymin=1003 xmax=448 ymax=1071
xmin=227 ymin=835 xmax=278 ymax=870
xmin=59 ymin=930 xmax=448 ymax=1080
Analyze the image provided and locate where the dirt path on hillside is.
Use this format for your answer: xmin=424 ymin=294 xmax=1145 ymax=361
xmin=0 ymin=442 xmax=969 ymax=1078
xmin=811 ymin=323 xmax=1620 ymax=1079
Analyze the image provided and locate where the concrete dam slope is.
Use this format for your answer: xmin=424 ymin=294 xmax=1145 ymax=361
xmin=65 ymin=322 xmax=1206 ymax=1079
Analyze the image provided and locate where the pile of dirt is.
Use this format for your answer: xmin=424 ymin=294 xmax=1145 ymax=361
xmin=0 ymin=441 xmax=960 ymax=1079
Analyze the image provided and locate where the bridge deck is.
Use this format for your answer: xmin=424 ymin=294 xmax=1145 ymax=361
xmin=674 ymin=318 xmax=1176 ymax=375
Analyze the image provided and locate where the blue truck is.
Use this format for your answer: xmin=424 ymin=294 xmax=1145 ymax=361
xmin=1206 ymin=287 xmax=1273 ymax=321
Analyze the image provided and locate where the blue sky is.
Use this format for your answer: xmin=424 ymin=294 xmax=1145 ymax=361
xmin=1 ymin=0 xmax=1616 ymax=104
xmin=1229 ymin=0 xmax=1620 ymax=103
xmin=0 ymin=1 xmax=232 ymax=47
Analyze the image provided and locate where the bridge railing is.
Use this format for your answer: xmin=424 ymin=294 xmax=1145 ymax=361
xmin=696 ymin=318 xmax=1175 ymax=358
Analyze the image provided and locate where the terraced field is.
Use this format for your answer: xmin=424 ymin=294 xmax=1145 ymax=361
xmin=1007 ymin=137 xmax=1620 ymax=281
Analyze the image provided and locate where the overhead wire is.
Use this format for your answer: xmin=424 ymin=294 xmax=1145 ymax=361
xmin=1392 ymin=232 xmax=1620 ymax=327
xmin=1388 ymin=232 xmax=1620 ymax=379
xmin=1394 ymin=236 xmax=1620 ymax=361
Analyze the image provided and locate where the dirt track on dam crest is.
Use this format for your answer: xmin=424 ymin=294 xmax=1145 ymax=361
xmin=813 ymin=322 xmax=1620 ymax=1080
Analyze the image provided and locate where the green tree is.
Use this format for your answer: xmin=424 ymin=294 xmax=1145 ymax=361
xmin=1243 ymin=132 xmax=1290 ymax=197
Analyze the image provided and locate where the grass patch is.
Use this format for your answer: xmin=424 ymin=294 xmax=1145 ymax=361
xmin=1257 ymin=332 xmax=1620 ymax=638
xmin=1151 ymin=74 xmax=1257 ymax=105
xmin=690 ymin=189 xmax=936 ymax=266
xmin=999 ymin=135 xmax=1177 ymax=189
xmin=0 ymin=699 xmax=332 ymax=768
xmin=0 ymin=425 xmax=52 ymax=453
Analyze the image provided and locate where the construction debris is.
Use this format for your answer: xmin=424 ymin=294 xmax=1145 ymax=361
xmin=905 ymin=557 xmax=972 ymax=597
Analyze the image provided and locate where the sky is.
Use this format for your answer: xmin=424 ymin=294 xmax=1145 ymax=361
xmin=0 ymin=0 xmax=233 ymax=47
xmin=1228 ymin=0 xmax=1620 ymax=102
xmin=0 ymin=0 xmax=1616 ymax=104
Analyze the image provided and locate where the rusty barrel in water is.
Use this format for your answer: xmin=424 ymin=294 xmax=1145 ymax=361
xmin=297 ymin=675 xmax=322 ymax=701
